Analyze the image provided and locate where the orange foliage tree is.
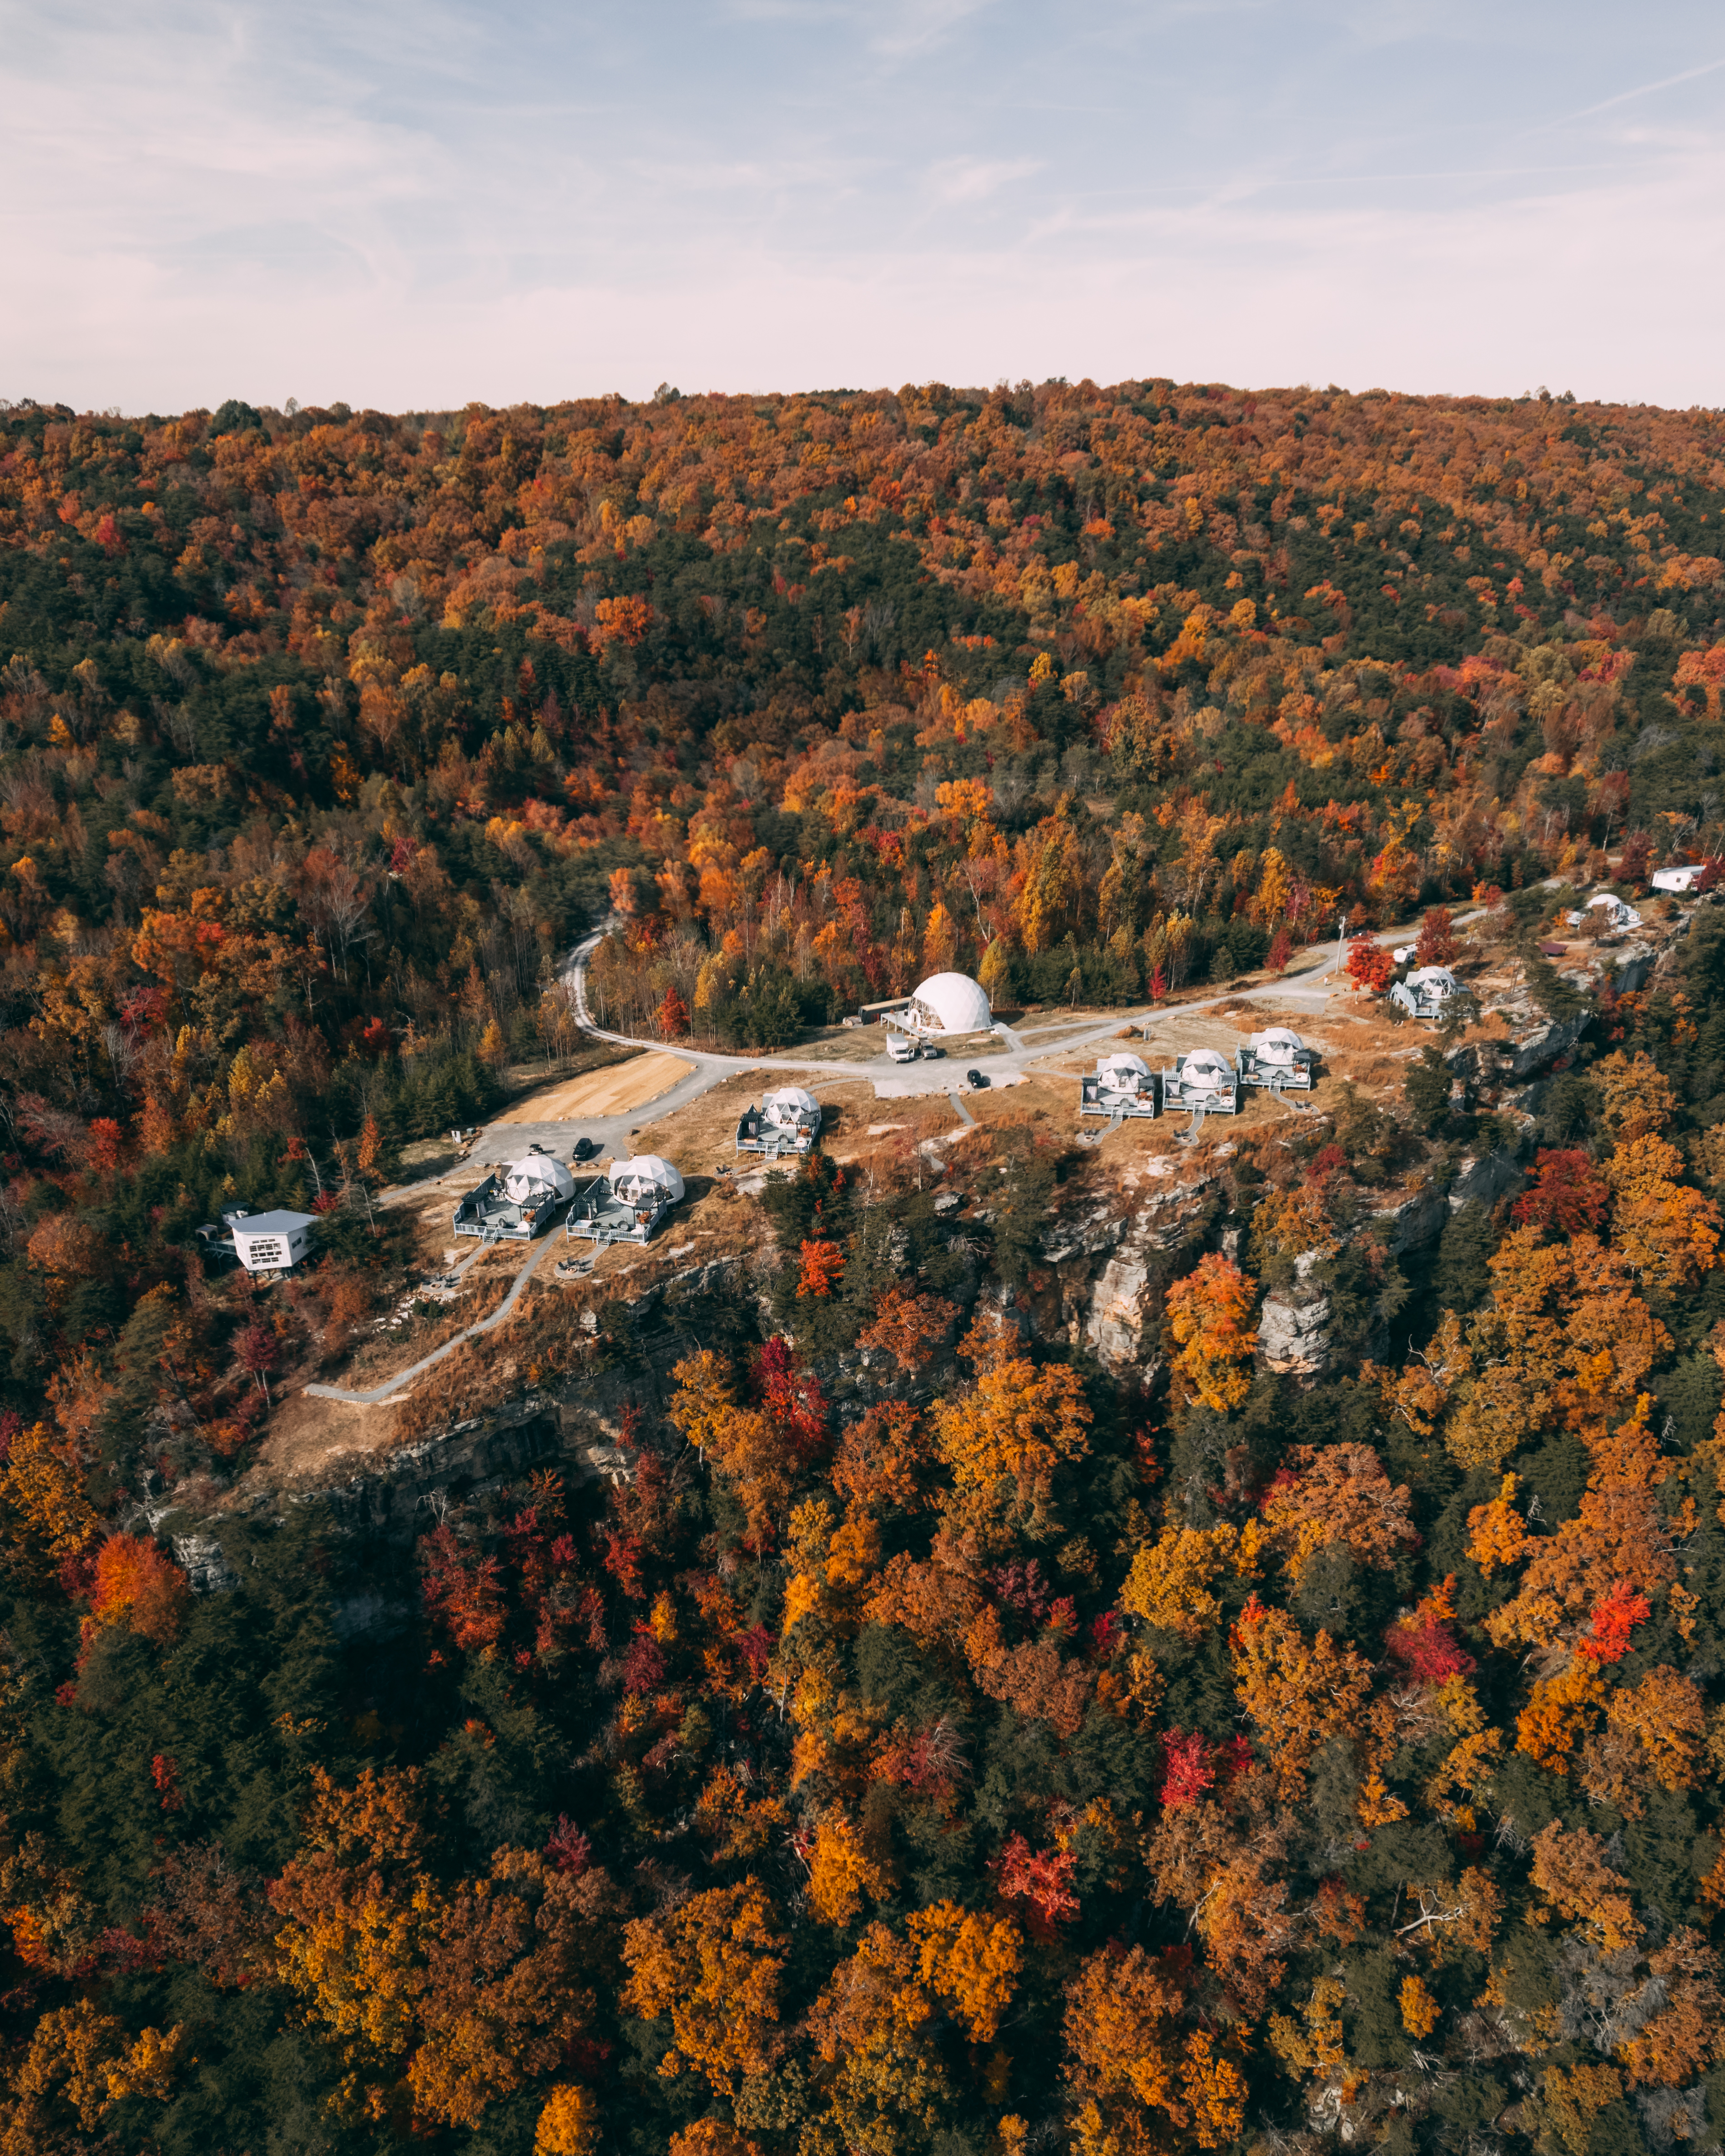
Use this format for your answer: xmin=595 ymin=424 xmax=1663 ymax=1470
xmin=1164 ymin=1254 xmax=1256 ymax=1412
xmin=87 ymin=1534 xmax=190 ymax=1646
xmin=620 ymin=1880 xmax=786 ymax=2094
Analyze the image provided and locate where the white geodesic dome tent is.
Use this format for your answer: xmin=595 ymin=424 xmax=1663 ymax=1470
xmin=609 ymin=1155 xmax=686 ymax=1204
xmin=1406 ymin=966 xmax=1461 ymax=999
xmin=764 ymin=1085 xmax=819 ymax=1128
xmin=906 ymin=972 xmax=992 ymax=1034
xmin=502 ymin=1152 xmax=577 ymax=1205
xmin=1250 ymin=1028 xmax=1307 ymax=1066
xmin=1096 ymin=1053 xmax=1151 ymax=1091
xmin=1180 ymin=1048 xmax=1236 ymax=1092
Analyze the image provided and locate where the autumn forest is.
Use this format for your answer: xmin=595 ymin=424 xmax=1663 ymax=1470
xmin=2 ymin=376 xmax=1725 ymax=2156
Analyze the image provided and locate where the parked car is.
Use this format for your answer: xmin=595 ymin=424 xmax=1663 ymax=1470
xmin=571 ymin=1136 xmax=600 ymax=1162
xmin=922 ymin=1043 xmax=945 ymax=1059
xmin=966 ymin=1068 xmax=988 ymax=1088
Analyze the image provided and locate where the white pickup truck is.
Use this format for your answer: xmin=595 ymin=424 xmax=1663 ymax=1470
xmin=885 ymin=1032 xmax=943 ymax=1063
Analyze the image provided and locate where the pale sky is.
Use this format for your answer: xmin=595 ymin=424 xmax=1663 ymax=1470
xmin=3 ymin=0 xmax=1723 ymax=412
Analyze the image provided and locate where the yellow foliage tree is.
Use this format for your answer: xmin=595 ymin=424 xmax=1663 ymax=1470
xmin=932 ymin=1334 xmax=1090 ymax=1517
xmin=1231 ymin=1600 xmax=1372 ymax=1795
xmin=669 ymin=1351 xmax=786 ymax=1549
xmin=1248 ymin=1186 xmax=1332 ymax=1272
xmin=1604 ymin=1664 xmax=1709 ymax=1789
xmin=1258 ymin=1443 xmax=1417 ymax=1584
xmin=922 ymin=901 xmax=959 ymax=975
xmin=1399 ymin=1973 xmax=1440 ymax=2038
xmin=535 ymin=2084 xmax=601 ymax=2156
xmin=1466 ymin=1475 xmax=1528 ymax=1578
xmin=1516 ymin=1659 xmax=1605 ymax=1773
xmin=805 ymin=1812 xmax=893 ymax=1927
xmin=1120 ymin=1521 xmax=1259 ymax=1641
xmin=1063 ymin=1944 xmax=1188 ymax=2143
xmin=905 ymin=1902 xmax=1023 ymax=2041
xmin=1528 ymin=1821 xmax=1639 ymax=1954
xmin=1542 ymin=2062 xmax=1624 ymax=2156
xmin=270 ymin=1768 xmax=616 ymax=2130
xmin=804 ymin=1923 xmax=949 ymax=2156
xmin=1593 ymin=1049 xmax=1676 ymax=1142
xmin=0 ymin=1423 xmax=100 ymax=1561
xmin=0 ymin=2001 xmax=182 ymax=2151
xmin=1014 ymin=811 xmax=1087 ymax=952
xmin=1607 ymin=1132 xmax=1722 ymax=1289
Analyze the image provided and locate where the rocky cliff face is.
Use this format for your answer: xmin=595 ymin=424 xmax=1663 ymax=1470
xmin=1257 ymin=1281 xmax=1334 ymax=1381
xmin=1049 ymin=1153 xmax=1220 ymax=1371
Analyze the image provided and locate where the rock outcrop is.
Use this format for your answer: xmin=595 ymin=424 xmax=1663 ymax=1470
xmin=1059 ymin=1157 xmax=1219 ymax=1369
xmin=1257 ymin=1284 xmax=1333 ymax=1381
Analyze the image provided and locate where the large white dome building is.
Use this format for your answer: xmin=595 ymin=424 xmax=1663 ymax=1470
xmin=502 ymin=1152 xmax=578 ymax=1205
xmin=905 ymin=972 xmax=992 ymax=1036
xmin=609 ymin=1155 xmax=686 ymax=1204
xmin=764 ymin=1085 xmax=820 ymax=1130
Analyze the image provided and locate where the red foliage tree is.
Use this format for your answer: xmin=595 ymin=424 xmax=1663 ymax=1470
xmin=994 ymin=1834 xmax=1079 ymax=1933
xmin=1161 ymin=1731 xmax=1216 ymax=1808
xmin=1574 ymin=1584 xmax=1651 ymax=1664
xmin=1345 ymin=938 xmax=1394 ymax=994
xmin=796 ymin=1239 xmax=845 ymax=1299
xmin=1385 ymin=1613 xmax=1476 ymax=1683
xmin=1618 ymin=832 xmax=1654 ymax=887
xmin=1413 ymin=906 xmax=1459 ymax=966
xmin=752 ymin=1338 xmax=829 ymax=1461
xmin=544 ymin=1817 xmax=591 ymax=1875
xmin=236 ymin=1322 xmax=278 ymax=1399
xmin=90 ymin=1535 xmax=190 ymax=1646
xmin=420 ymin=1524 xmax=507 ymax=1653
xmin=1512 ymin=1149 xmax=1610 ymax=1234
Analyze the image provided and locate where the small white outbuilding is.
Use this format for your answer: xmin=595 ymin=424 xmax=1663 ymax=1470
xmin=1653 ymin=863 xmax=1707 ymax=894
xmin=229 ymin=1209 xmax=316 ymax=1273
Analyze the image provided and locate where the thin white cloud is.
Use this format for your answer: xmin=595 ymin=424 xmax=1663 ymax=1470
xmin=867 ymin=0 xmax=999 ymax=60
xmin=926 ymin=156 xmax=1043 ymax=205
xmin=1560 ymin=53 xmax=1725 ymax=125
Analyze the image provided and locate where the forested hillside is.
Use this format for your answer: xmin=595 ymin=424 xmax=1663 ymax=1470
xmin=1 ymin=380 xmax=1725 ymax=2156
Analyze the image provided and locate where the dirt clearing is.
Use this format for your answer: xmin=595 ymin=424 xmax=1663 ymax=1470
xmin=495 ymin=1051 xmax=694 ymax=1122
